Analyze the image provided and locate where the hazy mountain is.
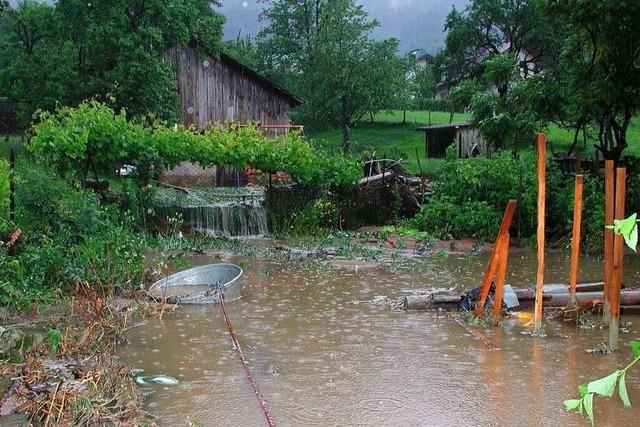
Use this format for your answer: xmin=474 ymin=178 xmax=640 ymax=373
xmin=219 ymin=0 xmax=469 ymax=54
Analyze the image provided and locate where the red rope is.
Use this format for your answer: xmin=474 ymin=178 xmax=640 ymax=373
xmin=217 ymin=290 xmax=276 ymax=426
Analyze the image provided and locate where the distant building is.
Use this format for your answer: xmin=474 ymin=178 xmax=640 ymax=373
xmin=416 ymin=121 xmax=488 ymax=159
xmin=436 ymin=45 xmax=542 ymax=99
xmin=409 ymin=49 xmax=434 ymax=67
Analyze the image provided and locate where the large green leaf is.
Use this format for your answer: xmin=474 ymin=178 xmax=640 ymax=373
xmin=612 ymin=213 xmax=638 ymax=251
xmin=584 ymin=392 xmax=594 ymax=426
xmin=630 ymin=340 xmax=640 ymax=357
xmin=563 ymin=398 xmax=583 ymax=411
xmin=587 ymin=370 xmax=620 ymax=397
xmin=618 ymin=372 xmax=631 ymax=407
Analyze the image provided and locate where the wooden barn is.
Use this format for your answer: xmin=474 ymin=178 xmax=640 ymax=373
xmin=161 ymin=46 xmax=302 ymax=187
xmin=416 ymin=121 xmax=488 ymax=159
xmin=166 ymin=46 xmax=302 ymax=129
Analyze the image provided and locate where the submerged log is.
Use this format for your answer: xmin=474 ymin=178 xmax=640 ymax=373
xmin=403 ymin=282 xmax=636 ymax=312
xmin=403 ymin=294 xmax=462 ymax=311
xmin=513 ymin=282 xmax=605 ymax=300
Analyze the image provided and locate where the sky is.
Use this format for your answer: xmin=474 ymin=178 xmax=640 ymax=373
xmin=9 ymin=0 xmax=469 ymax=54
xmin=218 ymin=0 xmax=468 ymax=54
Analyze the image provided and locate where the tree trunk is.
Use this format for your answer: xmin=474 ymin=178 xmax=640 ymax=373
xmin=402 ymin=109 xmax=407 ymax=125
xmin=342 ymin=123 xmax=351 ymax=155
xmin=428 ymin=109 xmax=432 ymax=126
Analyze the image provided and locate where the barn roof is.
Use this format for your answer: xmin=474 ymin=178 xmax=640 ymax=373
xmin=415 ymin=121 xmax=473 ymax=131
xmin=218 ymin=52 xmax=303 ymax=107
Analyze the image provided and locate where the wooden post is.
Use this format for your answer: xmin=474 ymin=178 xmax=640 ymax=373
xmin=474 ymin=200 xmax=517 ymax=316
xmin=608 ymin=167 xmax=626 ymax=351
xmin=492 ymin=233 xmax=510 ymax=325
xmin=533 ymin=133 xmax=546 ymax=334
xmin=603 ymin=160 xmax=615 ymax=322
xmin=568 ymin=174 xmax=584 ymax=309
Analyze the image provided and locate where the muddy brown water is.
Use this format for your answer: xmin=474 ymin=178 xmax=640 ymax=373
xmin=118 ymin=250 xmax=640 ymax=426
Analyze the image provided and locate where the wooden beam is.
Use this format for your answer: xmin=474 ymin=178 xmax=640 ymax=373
xmin=533 ymin=133 xmax=546 ymax=334
xmin=568 ymin=174 xmax=584 ymax=308
xmin=603 ymin=160 xmax=615 ymax=322
xmin=492 ymin=233 xmax=510 ymax=325
xmin=609 ymin=167 xmax=626 ymax=351
xmin=474 ymin=200 xmax=517 ymax=316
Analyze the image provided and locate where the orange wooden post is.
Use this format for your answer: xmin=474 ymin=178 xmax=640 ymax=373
xmin=492 ymin=233 xmax=510 ymax=325
xmin=533 ymin=134 xmax=546 ymax=334
xmin=603 ymin=160 xmax=615 ymax=322
xmin=568 ymin=174 xmax=584 ymax=309
xmin=474 ymin=200 xmax=517 ymax=316
xmin=608 ymin=167 xmax=626 ymax=351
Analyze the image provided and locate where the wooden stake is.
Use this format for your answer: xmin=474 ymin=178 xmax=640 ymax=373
xmin=492 ymin=233 xmax=510 ymax=325
xmin=608 ymin=167 xmax=626 ymax=351
xmin=474 ymin=200 xmax=517 ymax=316
xmin=533 ymin=134 xmax=546 ymax=334
xmin=603 ymin=160 xmax=615 ymax=322
xmin=568 ymin=174 xmax=584 ymax=308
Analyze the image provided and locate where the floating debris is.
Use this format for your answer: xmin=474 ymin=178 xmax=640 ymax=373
xmin=135 ymin=375 xmax=179 ymax=386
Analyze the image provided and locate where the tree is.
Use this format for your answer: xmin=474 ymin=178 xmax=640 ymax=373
xmin=551 ymin=0 xmax=640 ymax=161
xmin=258 ymin=0 xmax=407 ymax=153
xmin=0 ymin=0 xmax=225 ymax=127
xmin=442 ymin=0 xmax=559 ymax=89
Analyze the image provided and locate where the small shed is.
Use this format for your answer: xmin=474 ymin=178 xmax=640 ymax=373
xmin=416 ymin=121 xmax=488 ymax=159
xmin=161 ymin=46 xmax=303 ymax=187
xmin=166 ymin=46 xmax=302 ymax=129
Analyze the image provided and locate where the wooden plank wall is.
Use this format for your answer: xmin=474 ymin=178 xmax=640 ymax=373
xmin=166 ymin=46 xmax=293 ymax=130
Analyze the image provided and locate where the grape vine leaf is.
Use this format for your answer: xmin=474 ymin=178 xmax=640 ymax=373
xmin=563 ymin=398 xmax=582 ymax=411
xmin=584 ymin=392 xmax=595 ymax=426
xmin=610 ymin=213 xmax=638 ymax=252
xmin=618 ymin=372 xmax=631 ymax=407
xmin=587 ymin=370 xmax=620 ymax=397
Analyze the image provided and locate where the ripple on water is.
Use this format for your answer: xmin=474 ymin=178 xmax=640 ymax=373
xmin=116 ymin=254 xmax=640 ymax=426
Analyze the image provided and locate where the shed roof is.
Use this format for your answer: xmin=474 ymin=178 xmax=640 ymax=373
xmin=415 ymin=121 xmax=473 ymax=131
xmin=218 ymin=52 xmax=303 ymax=107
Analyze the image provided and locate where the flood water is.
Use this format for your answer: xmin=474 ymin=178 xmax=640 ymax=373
xmin=117 ymin=249 xmax=640 ymax=426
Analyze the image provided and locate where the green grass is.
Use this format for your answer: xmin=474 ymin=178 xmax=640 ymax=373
xmin=544 ymin=117 xmax=640 ymax=156
xmin=306 ymin=111 xmax=640 ymax=177
xmin=307 ymin=110 xmax=471 ymax=176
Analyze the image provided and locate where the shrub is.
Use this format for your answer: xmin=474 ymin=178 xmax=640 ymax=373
xmin=0 ymin=162 xmax=149 ymax=308
xmin=408 ymin=150 xmax=580 ymax=243
xmin=410 ymin=196 xmax=500 ymax=241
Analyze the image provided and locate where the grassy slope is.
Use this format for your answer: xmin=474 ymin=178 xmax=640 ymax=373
xmin=307 ymin=111 xmax=640 ymax=176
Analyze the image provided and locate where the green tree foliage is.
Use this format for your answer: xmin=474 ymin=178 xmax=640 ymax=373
xmin=438 ymin=1 xmax=562 ymax=150
xmin=442 ymin=0 xmax=558 ymax=84
xmin=550 ymin=0 xmax=640 ymax=161
xmin=29 ymin=101 xmax=362 ymax=189
xmin=257 ymin=0 xmax=409 ymax=153
xmin=0 ymin=0 xmax=225 ymax=127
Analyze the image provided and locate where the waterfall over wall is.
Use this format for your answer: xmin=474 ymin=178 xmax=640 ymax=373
xmin=153 ymin=187 xmax=268 ymax=237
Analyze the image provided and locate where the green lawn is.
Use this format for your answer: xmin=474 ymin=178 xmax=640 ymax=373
xmin=307 ymin=111 xmax=471 ymax=176
xmin=306 ymin=111 xmax=640 ymax=176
